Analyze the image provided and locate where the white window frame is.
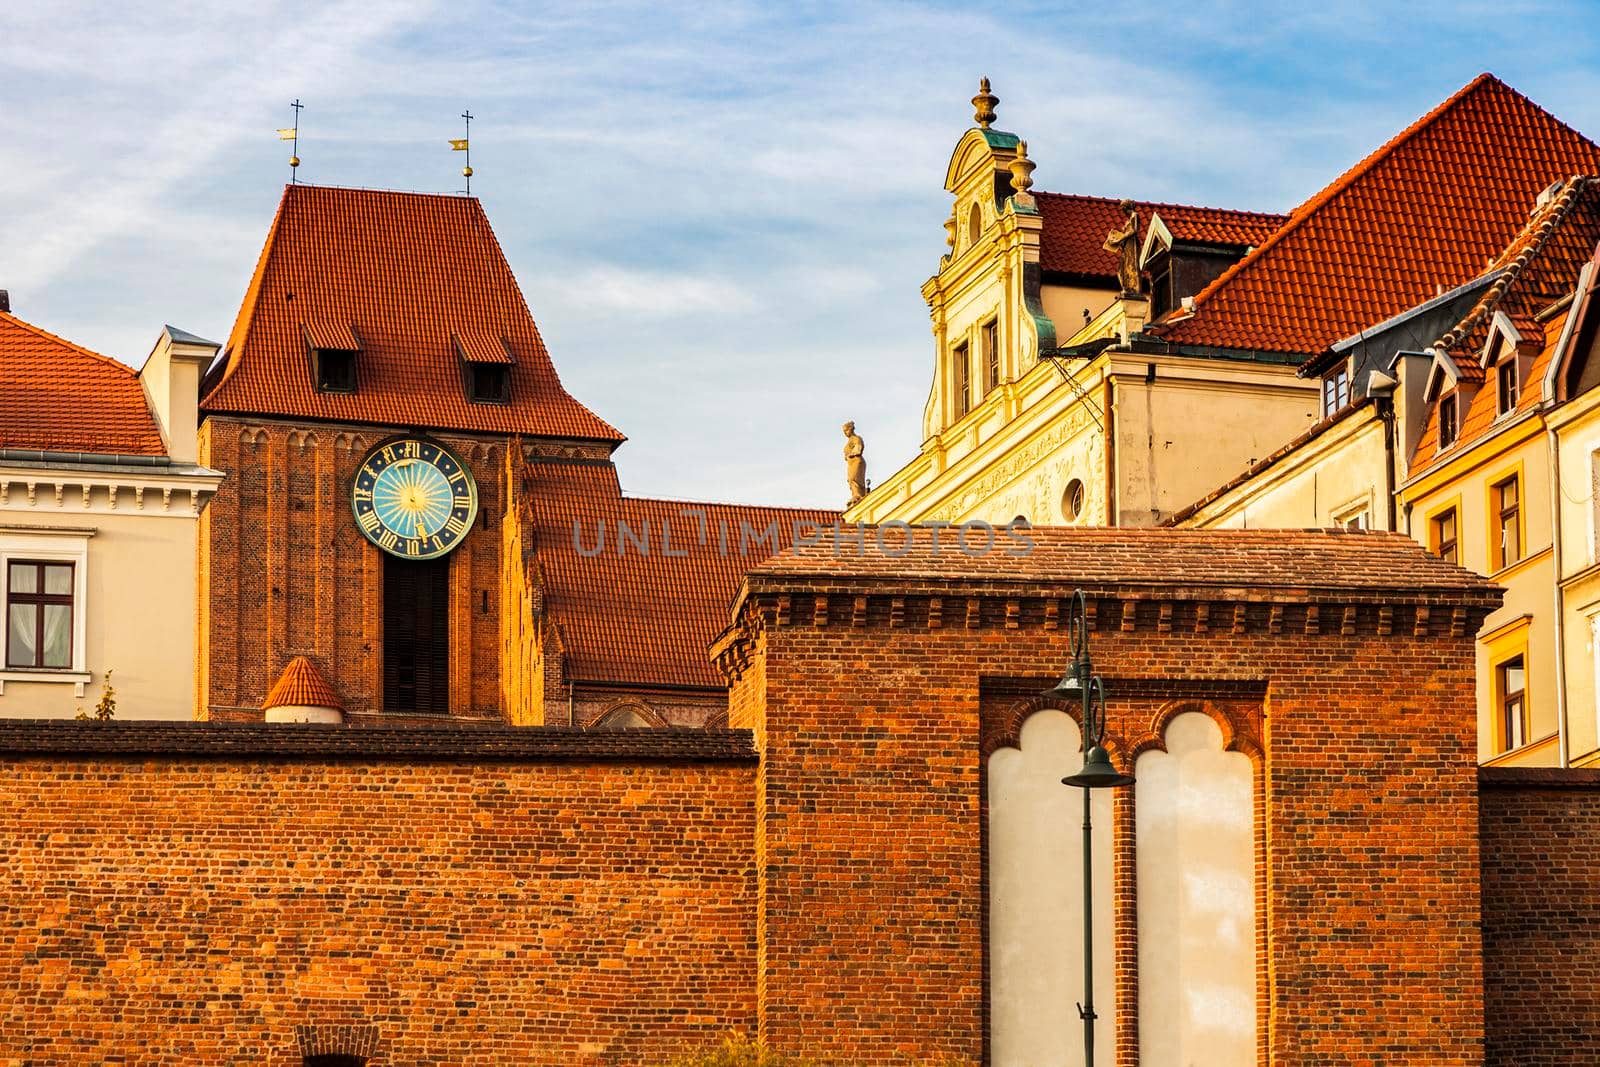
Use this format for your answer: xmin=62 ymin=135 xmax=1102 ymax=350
xmin=0 ymin=527 xmax=93 ymax=696
xmin=1332 ymin=493 xmax=1371 ymax=531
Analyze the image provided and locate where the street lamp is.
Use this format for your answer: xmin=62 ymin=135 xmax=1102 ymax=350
xmin=1045 ymin=590 xmax=1134 ymax=1067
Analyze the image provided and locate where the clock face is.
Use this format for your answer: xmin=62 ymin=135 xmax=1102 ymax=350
xmin=351 ymin=437 xmax=478 ymax=560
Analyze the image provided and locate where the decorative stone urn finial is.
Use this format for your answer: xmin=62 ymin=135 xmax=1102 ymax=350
xmin=972 ymin=77 xmax=999 ymax=129
xmin=1009 ymin=139 xmax=1037 ymax=195
xmin=944 ymin=211 xmax=958 ymax=250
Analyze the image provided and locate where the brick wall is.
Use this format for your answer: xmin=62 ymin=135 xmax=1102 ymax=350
xmin=0 ymin=723 xmax=756 ymax=1063
xmin=714 ymin=533 xmax=1500 ymax=1066
xmin=1481 ymin=767 xmax=1600 ymax=1065
xmin=199 ymin=418 xmax=510 ymax=721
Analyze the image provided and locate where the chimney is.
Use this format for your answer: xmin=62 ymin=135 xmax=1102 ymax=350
xmin=0 ymin=290 xmax=10 ymax=314
xmin=140 ymin=326 xmax=219 ymax=465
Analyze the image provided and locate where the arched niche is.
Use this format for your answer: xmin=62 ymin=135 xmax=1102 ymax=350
xmin=591 ymin=701 xmax=664 ymax=730
xmin=989 ymin=707 xmax=1116 ymax=1067
xmin=1134 ymin=709 xmax=1255 ymax=1067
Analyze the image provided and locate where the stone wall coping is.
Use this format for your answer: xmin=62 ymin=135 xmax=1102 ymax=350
xmin=0 ymin=721 xmax=758 ymax=763
xmin=1480 ymin=766 xmax=1600 ymax=789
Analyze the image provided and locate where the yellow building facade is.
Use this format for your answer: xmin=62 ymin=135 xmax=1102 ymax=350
xmin=846 ymin=85 xmax=1314 ymax=529
xmin=1179 ymin=177 xmax=1600 ymax=767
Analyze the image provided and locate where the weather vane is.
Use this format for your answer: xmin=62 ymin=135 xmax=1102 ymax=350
xmin=450 ymin=109 xmax=474 ymax=194
xmin=277 ymin=99 xmax=304 ymax=184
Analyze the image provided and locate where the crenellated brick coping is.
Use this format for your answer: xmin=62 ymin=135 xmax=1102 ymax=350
xmin=0 ymin=721 xmax=757 ymax=763
xmin=712 ymin=585 xmax=1499 ymax=680
xmin=1480 ymin=766 xmax=1600 ymax=788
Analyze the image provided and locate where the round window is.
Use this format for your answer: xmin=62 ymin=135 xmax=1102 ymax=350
xmin=968 ymin=202 xmax=982 ymax=246
xmin=1062 ymin=478 xmax=1086 ymax=522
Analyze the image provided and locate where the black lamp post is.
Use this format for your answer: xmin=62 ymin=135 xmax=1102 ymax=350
xmin=1045 ymin=590 xmax=1134 ymax=1067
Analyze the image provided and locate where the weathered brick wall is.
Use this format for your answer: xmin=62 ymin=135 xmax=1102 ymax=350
xmin=0 ymin=724 xmax=757 ymax=1064
xmin=198 ymin=418 xmax=509 ymax=721
xmin=1481 ymin=767 xmax=1600 ymax=1065
xmin=719 ymin=580 xmax=1492 ymax=1065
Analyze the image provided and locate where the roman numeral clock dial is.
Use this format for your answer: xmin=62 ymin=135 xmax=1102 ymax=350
xmin=351 ymin=437 xmax=479 ymax=560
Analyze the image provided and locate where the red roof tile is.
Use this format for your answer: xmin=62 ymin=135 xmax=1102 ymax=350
xmin=302 ymin=318 xmax=359 ymax=351
xmin=261 ymin=655 xmax=344 ymax=711
xmin=1036 ymin=192 xmax=1283 ymax=279
xmin=1411 ymin=175 xmax=1600 ymax=473
xmin=1157 ymin=74 xmax=1600 ymax=355
xmin=454 ymin=331 xmax=514 ymax=365
xmin=520 ymin=458 xmax=837 ymax=688
xmin=0 ymin=312 xmax=166 ymax=456
xmin=202 ymin=185 xmax=622 ymax=443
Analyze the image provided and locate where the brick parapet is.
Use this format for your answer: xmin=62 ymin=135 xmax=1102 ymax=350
xmin=0 ymin=720 xmax=757 ymax=762
xmin=0 ymin=743 xmax=757 ymax=1062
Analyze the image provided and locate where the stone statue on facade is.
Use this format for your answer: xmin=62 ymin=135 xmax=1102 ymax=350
xmin=1102 ymin=198 xmax=1142 ymax=296
xmin=843 ymin=422 xmax=867 ymax=506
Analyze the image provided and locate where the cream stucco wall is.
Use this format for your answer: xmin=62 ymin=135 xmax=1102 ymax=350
xmin=1177 ymin=407 xmax=1393 ymax=531
xmin=0 ymin=472 xmax=215 ymax=720
xmin=989 ymin=710 xmax=1116 ymax=1067
xmin=1134 ymin=713 xmax=1256 ymax=1067
xmin=1041 ymin=282 xmax=1118 ymax=341
xmin=1106 ymin=354 xmax=1319 ymax=526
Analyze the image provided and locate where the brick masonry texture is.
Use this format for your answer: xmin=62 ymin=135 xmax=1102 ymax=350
xmin=0 ymin=728 xmax=756 ymax=1064
xmin=0 ymin=527 xmax=1512 ymax=1064
xmin=1480 ymin=767 xmax=1600 ymax=1065
xmin=198 ymin=417 xmax=512 ymax=721
xmin=714 ymin=528 xmax=1499 ymax=1065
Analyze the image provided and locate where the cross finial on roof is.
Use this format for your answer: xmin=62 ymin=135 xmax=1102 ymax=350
xmin=281 ymin=99 xmax=304 ymax=183
xmin=972 ymin=77 xmax=998 ymax=129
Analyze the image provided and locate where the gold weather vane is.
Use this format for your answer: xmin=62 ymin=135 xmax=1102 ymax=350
xmin=451 ymin=109 xmax=473 ymax=194
xmin=277 ymin=99 xmax=304 ymax=183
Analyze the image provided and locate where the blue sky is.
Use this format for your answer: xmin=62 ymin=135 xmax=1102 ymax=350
xmin=6 ymin=1 xmax=1600 ymax=508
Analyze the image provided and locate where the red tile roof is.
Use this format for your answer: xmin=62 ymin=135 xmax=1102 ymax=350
xmin=202 ymin=184 xmax=622 ymax=443
xmin=454 ymin=331 xmax=514 ymax=365
xmin=1156 ymin=74 xmax=1600 ymax=355
xmin=1036 ymin=192 xmax=1283 ymax=279
xmin=1411 ymin=175 xmax=1600 ymax=473
xmin=742 ymin=526 xmax=1500 ymax=599
xmin=261 ymin=655 xmax=344 ymax=711
xmin=520 ymin=458 xmax=837 ymax=688
xmin=0 ymin=312 xmax=167 ymax=456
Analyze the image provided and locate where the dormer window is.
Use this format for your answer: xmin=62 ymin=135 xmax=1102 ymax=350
xmin=453 ymin=330 xmax=515 ymax=405
xmin=303 ymin=320 xmax=362 ymax=394
xmin=1321 ymin=367 xmax=1350 ymax=418
xmin=968 ymin=203 xmax=982 ymax=248
xmin=1497 ymin=358 xmax=1519 ymax=416
xmin=467 ymin=363 xmax=510 ymax=404
xmin=1439 ymin=392 xmax=1459 ymax=449
xmin=315 ymin=348 xmax=357 ymax=393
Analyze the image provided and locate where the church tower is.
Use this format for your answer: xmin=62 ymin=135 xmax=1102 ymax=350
xmin=196 ymin=185 xmax=622 ymax=721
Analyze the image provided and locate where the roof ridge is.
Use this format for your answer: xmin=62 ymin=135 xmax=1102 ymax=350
xmin=1033 ymin=188 xmax=1284 ymax=220
xmin=1182 ymin=73 xmax=1536 ymax=318
xmin=0 ymin=311 xmax=139 ymax=377
xmin=1433 ymin=175 xmax=1600 ymax=352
